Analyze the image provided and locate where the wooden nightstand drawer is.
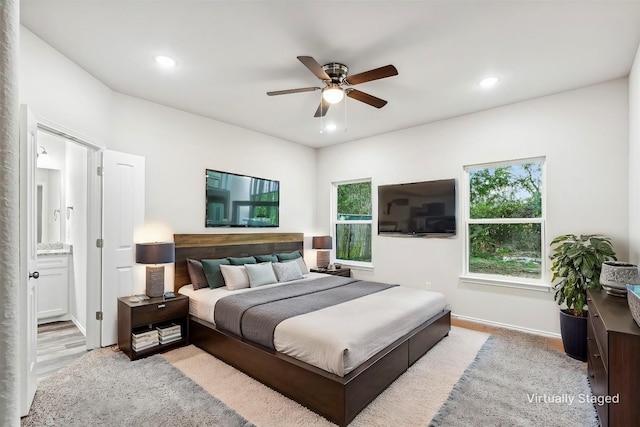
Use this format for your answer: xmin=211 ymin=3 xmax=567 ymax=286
xmin=118 ymin=294 xmax=189 ymax=360
xmin=131 ymin=298 xmax=188 ymax=326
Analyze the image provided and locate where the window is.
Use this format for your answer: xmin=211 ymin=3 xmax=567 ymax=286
xmin=334 ymin=180 xmax=372 ymax=265
xmin=464 ymin=158 xmax=545 ymax=284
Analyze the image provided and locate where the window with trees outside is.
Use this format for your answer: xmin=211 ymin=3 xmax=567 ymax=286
xmin=465 ymin=158 xmax=544 ymax=284
xmin=334 ymin=180 xmax=372 ymax=265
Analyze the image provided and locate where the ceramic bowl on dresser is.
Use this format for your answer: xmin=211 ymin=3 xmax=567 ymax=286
xmin=600 ymin=261 xmax=639 ymax=297
xmin=627 ymin=285 xmax=640 ymax=328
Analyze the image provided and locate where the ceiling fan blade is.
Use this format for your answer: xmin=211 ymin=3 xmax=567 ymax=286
xmin=267 ymin=87 xmax=320 ymax=96
xmin=297 ymin=56 xmax=331 ymax=81
xmin=314 ymin=98 xmax=331 ymax=117
xmin=346 ymin=89 xmax=388 ymax=108
xmin=345 ymin=65 xmax=398 ymax=85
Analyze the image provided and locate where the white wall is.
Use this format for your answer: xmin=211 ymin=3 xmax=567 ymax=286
xmin=317 ymin=79 xmax=630 ymax=335
xmin=19 ymin=27 xmax=112 ymax=147
xmin=629 ymin=44 xmax=640 ymax=264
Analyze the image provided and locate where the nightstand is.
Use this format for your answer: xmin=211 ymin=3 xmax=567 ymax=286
xmin=118 ymin=294 xmax=189 ymax=360
xmin=311 ymin=267 xmax=351 ymax=277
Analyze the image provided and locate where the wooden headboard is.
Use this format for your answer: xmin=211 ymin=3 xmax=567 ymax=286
xmin=173 ymin=233 xmax=304 ymax=292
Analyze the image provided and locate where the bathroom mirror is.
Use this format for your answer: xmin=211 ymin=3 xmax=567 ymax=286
xmin=36 ymin=128 xmax=66 ymax=245
xmin=36 ymin=168 xmax=62 ymax=244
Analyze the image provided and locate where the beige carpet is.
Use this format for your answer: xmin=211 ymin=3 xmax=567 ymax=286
xmin=162 ymin=326 xmax=489 ymax=426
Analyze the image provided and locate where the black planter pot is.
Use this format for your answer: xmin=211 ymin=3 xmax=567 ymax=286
xmin=559 ymin=309 xmax=587 ymax=362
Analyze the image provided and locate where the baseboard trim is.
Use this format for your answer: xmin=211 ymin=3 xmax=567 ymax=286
xmin=70 ymin=315 xmax=87 ymax=336
xmin=452 ymin=313 xmax=561 ymax=339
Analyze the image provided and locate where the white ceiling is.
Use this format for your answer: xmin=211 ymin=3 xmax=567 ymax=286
xmin=20 ymin=1 xmax=640 ymax=148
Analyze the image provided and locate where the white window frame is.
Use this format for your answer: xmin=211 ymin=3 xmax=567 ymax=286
xmin=332 ymin=178 xmax=373 ymax=269
xmin=460 ymin=157 xmax=549 ymax=292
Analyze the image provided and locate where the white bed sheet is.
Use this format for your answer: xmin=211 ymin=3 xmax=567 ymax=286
xmin=179 ymin=273 xmax=446 ymax=376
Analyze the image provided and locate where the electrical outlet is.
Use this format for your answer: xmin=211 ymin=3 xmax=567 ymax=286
xmin=424 ymin=281 xmax=432 ymax=290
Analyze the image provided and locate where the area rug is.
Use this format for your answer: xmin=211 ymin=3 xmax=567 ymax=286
xmin=21 ymin=348 xmax=253 ymax=427
xmin=430 ymin=330 xmax=600 ymax=427
xmin=162 ymin=326 xmax=490 ymax=426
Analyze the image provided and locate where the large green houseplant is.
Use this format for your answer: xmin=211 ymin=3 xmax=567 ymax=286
xmin=549 ymin=234 xmax=616 ymax=360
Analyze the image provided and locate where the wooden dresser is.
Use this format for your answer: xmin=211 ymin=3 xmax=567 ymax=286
xmin=587 ymin=289 xmax=640 ymax=427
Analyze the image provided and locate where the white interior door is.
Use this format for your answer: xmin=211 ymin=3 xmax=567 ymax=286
xmin=101 ymin=150 xmax=144 ymax=347
xmin=85 ymin=148 xmax=103 ymax=349
xmin=19 ymin=105 xmax=38 ymax=416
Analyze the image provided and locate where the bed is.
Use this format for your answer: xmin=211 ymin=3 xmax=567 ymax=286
xmin=173 ymin=233 xmax=451 ymax=426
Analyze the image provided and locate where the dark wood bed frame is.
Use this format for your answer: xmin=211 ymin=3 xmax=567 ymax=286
xmin=173 ymin=233 xmax=451 ymax=426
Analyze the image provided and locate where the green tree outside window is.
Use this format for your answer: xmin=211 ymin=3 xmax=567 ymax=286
xmin=467 ymin=160 xmax=543 ymax=278
xmin=335 ymin=181 xmax=372 ymax=262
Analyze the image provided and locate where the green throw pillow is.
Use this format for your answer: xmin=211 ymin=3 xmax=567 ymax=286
xmin=227 ymin=256 xmax=257 ymax=265
xmin=276 ymin=250 xmax=302 ymax=261
xmin=201 ymin=258 xmax=231 ymax=288
xmin=255 ymin=254 xmax=278 ymax=263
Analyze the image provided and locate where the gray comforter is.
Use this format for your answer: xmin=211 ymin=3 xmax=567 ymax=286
xmin=214 ymin=275 xmax=397 ymax=349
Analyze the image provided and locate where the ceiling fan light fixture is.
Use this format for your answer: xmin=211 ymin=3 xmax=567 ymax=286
xmin=322 ymin=84 xmax=344 ymax=104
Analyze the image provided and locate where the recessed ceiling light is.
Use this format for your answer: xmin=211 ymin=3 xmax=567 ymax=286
xmin=478 ymin=77 xmax=499 ymax=88
xmin=154 ymin=55 xmax=178 ymax=68
xmin=325 ymin=123 xmax=337 ymax=132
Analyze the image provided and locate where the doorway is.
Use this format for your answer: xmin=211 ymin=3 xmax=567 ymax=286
xmin=35 ymin=123 xmax=103 ymax=350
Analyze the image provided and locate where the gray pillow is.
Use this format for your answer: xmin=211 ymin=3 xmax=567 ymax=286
xmin=187 ymin=258 xmax=209 ymax=290
xmin=245 ymin=262 xmax=278 ymax=287
xmin=273 ymin=261 xmax=304 ymax=282
xmin=201 ymin=258 xmax=231 ymax=289
xmin=286 ymin=256 xmax=309 ymax=275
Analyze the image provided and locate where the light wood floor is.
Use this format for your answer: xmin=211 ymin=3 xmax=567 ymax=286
xmin=452 ymin=317 xmax=564 ymax=353
xmin=37 ymin=321 xmax=87 ymax=382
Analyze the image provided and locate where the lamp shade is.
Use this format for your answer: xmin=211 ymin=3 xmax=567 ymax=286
xmin=312 ymin=236 xmax=333 ymax=250
xmin=136 ymin=242 xmax=175 ymax=264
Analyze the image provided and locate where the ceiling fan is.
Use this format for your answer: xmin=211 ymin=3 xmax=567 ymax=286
xmin=267 ymin=56 xmax=398 ymax=117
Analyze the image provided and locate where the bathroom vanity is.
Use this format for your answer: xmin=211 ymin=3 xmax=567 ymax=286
xmin=36 ymin=244 xmax=72 ymax=323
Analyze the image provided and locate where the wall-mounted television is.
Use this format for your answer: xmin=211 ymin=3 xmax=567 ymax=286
xmin=378 ymin=179 xmax=456 ymax=236
xmin=205 ymin=169 xmax=279 ymax=227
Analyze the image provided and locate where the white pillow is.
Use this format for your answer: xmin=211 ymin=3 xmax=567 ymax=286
xmin=220 ymin=264 xmax=250 ymax=290
xmin=273 ymin=261 xmax=304 ymax=282
xmin=286 ymin=256 xmax=309 ymax=275
xmin=245 ymin=262 xmax=278 ymax=287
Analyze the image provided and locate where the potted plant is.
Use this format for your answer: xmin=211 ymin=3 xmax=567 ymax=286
xmin=549 ymin=234 xmax=617 ymax=361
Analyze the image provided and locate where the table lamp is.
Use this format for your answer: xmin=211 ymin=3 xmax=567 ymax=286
xmin=312 ymin=236 xmax=332 ymax=270
xmin=136 ymin=242 xmax=175 ymax=297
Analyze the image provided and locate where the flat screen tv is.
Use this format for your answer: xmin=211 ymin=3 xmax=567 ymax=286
xmin=205 ymin=169 xmax=279 ymax=227
xmin=378 ymin=179 xmax=456 ymax=236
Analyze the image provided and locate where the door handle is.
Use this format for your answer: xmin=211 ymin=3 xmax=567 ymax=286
xmin=29 ymin=271 xmax=40 ymax=279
